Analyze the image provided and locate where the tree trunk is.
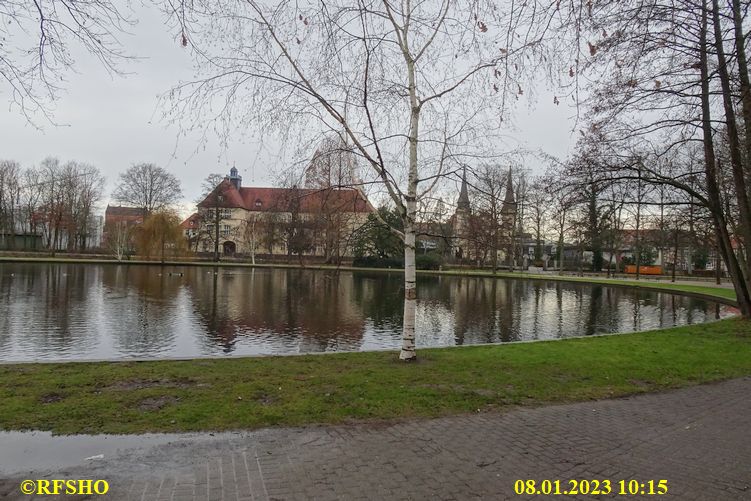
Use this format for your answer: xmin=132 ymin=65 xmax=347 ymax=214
xmin=399 ymin=51 xmax=419 ymax=362
xmin=710 ymin=0 xmax=751 ymax=315
xmin=635 ymin=166 xmax=642 ymax=281
xmin=214 ymin=207 xmax=220 ymax=262
xmin=702 ymin=1 xmax=751 ymax=316
xmin=672 ymin=228 xmax=679 ymax=283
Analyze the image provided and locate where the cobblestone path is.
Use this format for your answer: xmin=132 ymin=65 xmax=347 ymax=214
xmin=1 ymin=378 xmax=749 ymax=500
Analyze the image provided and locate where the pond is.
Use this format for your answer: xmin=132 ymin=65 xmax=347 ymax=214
xmin=0 ymin=263 xmax=736 ymax=362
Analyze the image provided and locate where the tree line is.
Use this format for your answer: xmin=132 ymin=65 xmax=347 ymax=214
xmin=0 ymin=159 xmax=184 ymax=257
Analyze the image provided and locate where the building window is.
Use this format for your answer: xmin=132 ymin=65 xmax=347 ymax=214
xmin=255 ymin=199 xmax=262 ymax=208
xmin=221 ymin=224 xmax=231 ymax=237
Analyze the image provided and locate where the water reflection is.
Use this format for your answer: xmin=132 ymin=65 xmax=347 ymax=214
xmin=0 ymin=263 xmax=736 ymax=362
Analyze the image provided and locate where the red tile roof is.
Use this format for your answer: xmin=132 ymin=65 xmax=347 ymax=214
xmin=197 ymin=182 xmax=373 ymax=213
xmin=180 ymin=213 xmax=201 ymax=229
xmin=104 ymin=205 xmax=144 ymax=225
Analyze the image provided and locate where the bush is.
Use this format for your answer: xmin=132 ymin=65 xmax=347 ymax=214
xmin=415 ymin=253 xmax=442 ymax=270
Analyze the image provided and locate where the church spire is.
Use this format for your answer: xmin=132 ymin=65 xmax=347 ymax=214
xmin=504 ymin=169 xmax=515 ymax=205
xmin=457 ymin=166 xmax=470 ymax=211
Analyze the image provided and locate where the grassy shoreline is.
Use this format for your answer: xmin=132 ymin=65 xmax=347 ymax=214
xmin=0 ymin=256 xmax=746 ymax=434
xmin=0 ymin=318 xmax=749 ymax=434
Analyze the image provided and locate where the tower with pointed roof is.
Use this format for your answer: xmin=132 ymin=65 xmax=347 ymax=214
xmin=452 ymin=167 xmax=471 ymax=259
xmin=501 ymin=169 xmax=516 ymax=229
xmin=451 ymin=167 xmax=517 ymax=262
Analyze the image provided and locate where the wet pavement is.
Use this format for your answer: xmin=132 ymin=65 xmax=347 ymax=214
xmin=1 ymin=378 xmax=750 ymax=500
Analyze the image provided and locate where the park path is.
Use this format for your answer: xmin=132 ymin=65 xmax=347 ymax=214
xmin=1 ymin=378 xmax=749 ymax=500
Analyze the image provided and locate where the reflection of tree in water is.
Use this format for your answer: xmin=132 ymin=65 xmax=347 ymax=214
xmin=0 ymin=264 xmax=102 ymax=357
xmin=351 ymin=272 xmax=403 ymax=328
xmin=99 ymin=265 xmax=181 ymax=356
xmin=186 ymin=269 xmax=367 ymax=353
xmin=0 ymin=263 xmax=735 ymax=360
xmin=449 ymin=277 xmax=518 ymax=344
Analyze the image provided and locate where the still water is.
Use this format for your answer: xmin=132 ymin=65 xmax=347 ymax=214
xmin=0 ymin=263 xmax=735 ymax=362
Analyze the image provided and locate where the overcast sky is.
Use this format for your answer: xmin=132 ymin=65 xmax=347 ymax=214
xmin=0 ymin=3 xmax=577 ymax=215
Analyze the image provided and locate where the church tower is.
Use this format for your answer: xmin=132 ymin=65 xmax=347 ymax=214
xmin=453 ymin=167 xmax=471 ymax=259
xmin=501 ymin=169 xmax=516 ymax=227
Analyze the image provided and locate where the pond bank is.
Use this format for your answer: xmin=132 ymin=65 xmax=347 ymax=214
xmin=0 ymin=317 xmax=749 ymax=434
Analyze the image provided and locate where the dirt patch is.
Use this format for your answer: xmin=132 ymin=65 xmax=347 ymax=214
xmin=40 ymin=393 xmax=65 ymax=404
xmin=628 ymin=379 xmax=654 ymax=388
xmin=138 ymin=395 xmax=180 ymax=412
xmin=420 ymin=384 xmax=497 ymax=398
xmin=105 ymin=378 xmax=205 ymax=391
xmin=253 ymin=393 xmax=279 ymax=406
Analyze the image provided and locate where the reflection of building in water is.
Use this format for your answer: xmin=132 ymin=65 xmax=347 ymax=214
xmin=185 ymin=268 xmax=368 ymax=353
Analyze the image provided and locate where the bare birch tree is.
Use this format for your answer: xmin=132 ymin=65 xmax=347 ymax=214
xmin=166 ymin=0 xmax=564 ymax=360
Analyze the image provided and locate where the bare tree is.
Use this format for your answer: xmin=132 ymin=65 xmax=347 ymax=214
xmin=0 ymin=0 xmax=132 ymax=124
xmin=113 ymin=163 xmax=182 ymax=216
xmin=167 ymin=0 xmax=564 ymax=360
xmin=0 ymin=160 xmax=21 ymax=249
xmin=105 ymin=221 xmax=134 ymax=260
xmin=577 ymin=0 xmax=751 ymax=315
xmin=526 ymin=177 xmax=550 ymax=267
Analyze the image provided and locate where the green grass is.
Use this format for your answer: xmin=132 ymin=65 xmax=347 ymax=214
xmin=0 ymin=318 xmax=749 ymax=434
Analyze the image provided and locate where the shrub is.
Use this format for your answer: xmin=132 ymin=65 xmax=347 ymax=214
xmin=415 ymin=253 xmax=442 ymax=270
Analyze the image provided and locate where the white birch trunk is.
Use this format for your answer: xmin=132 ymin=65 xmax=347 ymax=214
xmin=400 ymin=209 xmax=417 ymax=361
xmin=400 ymin=52 xmax=419 ymax=362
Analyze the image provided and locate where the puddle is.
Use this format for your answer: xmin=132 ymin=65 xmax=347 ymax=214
xmin=0 ymin=431 xmax=201 ymax=474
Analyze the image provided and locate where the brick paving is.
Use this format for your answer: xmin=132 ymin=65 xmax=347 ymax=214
xmin=1 ymin=378 xmax=750 ymax=500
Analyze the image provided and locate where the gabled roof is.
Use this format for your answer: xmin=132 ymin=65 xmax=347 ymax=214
xmin=197 ymin=181 xmax=374 ymax=213
xmin=180 ymin=213 xmax=201 ymax=229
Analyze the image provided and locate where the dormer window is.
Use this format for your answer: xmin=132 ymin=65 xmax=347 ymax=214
xmin=255 ymin=199 xmax=262 ymax=208
xmin=218 ymin=195 xmax=224 ymax=202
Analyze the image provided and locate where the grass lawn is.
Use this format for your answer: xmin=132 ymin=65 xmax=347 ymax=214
xmin=0 ymin=317 xmax=749 ymax=435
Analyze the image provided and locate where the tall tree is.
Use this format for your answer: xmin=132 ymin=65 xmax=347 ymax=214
xmin=168 ymin=0 xmax=563 ymax=360
xmin=576 ymin=0 xmax=751 ymax=315
xmin=113 ymin=163 xmax=182 ymax=215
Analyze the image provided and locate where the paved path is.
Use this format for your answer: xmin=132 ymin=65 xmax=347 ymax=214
xmin=1 ymin=378 xmax=750 ymax=500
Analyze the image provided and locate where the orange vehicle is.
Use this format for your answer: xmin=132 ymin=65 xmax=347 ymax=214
xmin=624 ymin=265 xmax=662 ymax=275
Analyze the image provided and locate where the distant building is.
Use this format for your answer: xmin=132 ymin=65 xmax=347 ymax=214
xmin=190 ymin=167 xmax=374 ymax=260
xmin=104 ymin=206 xmax=145 ymax=226
xmin=102 ymin=205 xmax=144 ymax=249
